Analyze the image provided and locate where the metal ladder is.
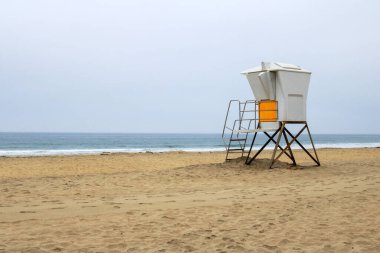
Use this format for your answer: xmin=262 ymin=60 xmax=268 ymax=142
xmin=222 ymin=100 xmax=258 ymax=160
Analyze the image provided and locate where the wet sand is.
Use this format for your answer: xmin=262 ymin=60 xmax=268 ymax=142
xmin=1 ymin=148 xmax=380 ymax=252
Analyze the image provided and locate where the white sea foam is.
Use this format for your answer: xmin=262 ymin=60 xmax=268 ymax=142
xmin=314 ymin=142 xmax=380 ymax=149
xmin=0 ymin=143 xmax=379 ymax=157
xmin=249 ymin=142 xmax=380 ymax=150
xmin=0 ymin=149 xmax=145 ymax=157
xmin=0 ymin=148 xmax=226 ymax=157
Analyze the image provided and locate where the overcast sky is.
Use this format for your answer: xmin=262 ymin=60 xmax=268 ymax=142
xmin=0 ymin=0 xmax=379 ymax=134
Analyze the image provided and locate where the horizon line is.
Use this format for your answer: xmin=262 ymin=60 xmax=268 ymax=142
xmin=0 ymin=131 xmax=380 ymax=135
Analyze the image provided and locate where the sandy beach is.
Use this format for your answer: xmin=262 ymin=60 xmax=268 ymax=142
xmin=1 ymin=148 xmax=380 ymax=252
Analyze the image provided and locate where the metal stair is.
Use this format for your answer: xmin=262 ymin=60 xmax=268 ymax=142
xmin=222 ymin=100 xmax=258 ymax=160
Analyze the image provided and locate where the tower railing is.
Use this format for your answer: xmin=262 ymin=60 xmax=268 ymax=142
xmin=222 ymin=100 xmax=258 ymax=160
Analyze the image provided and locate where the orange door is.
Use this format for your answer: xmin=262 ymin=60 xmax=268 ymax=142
xmin=259 ymin=100 xmax=277 ymax=122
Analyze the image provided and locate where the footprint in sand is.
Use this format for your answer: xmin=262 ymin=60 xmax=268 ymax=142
xmin=19 ymin=210 xmax=36 ymax=213
xmin=162 ymin=215 xmax=175 ymax=219
xmin=263 ymin=244 xmax=278 ymax=250
xmin=42 ymin=200 xmax=64 ymax=206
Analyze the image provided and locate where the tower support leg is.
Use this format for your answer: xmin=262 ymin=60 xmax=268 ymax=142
xmin=246 ymin=128 xmax=294 ymax=165
xmin=245 ymin=132 xmax=258 ymax=164
xmin=246 ymin=129 xmax=279 ymax=165
xmin=283 ymin=130 xmax=296 ymax=166
xmin=269 ymin=123 xmax=285 ymax=168
xmin=246 ymin=121 xmax=320 ymax=169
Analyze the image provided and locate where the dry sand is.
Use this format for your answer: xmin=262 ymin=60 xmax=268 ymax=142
xmin=1 ymin=148 xmax=380 ymax=253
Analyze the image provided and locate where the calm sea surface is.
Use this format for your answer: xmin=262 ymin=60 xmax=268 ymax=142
xmin=0 ymin=133 xmax=379 ymax=156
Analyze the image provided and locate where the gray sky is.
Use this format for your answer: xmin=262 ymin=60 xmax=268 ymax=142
xmin=0 ymin=0 xmax=379 ymax=134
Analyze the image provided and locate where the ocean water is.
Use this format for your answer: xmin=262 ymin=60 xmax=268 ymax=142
xmin=0 ymin=133 xmax=379 ymax=157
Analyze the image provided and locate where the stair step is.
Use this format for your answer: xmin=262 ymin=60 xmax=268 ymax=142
xmin=227 ymin=148 xmax=244 ymax=151
xmin=230 ymin=138 xmax=246 ymax=141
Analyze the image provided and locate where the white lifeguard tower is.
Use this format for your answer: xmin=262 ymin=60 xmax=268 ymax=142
xmin=222 ymin=62 xmax=320 ymax=168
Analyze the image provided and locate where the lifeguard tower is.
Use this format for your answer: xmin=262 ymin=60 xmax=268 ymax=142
xmin=222 ymin=62 xmax=320 ymax=168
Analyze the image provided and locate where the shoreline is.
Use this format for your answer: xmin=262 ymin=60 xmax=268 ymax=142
xmin=0 ymin=145 xmax=379 ymax=158
xmin=1 ymin=147 xmax=379 ymax=179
